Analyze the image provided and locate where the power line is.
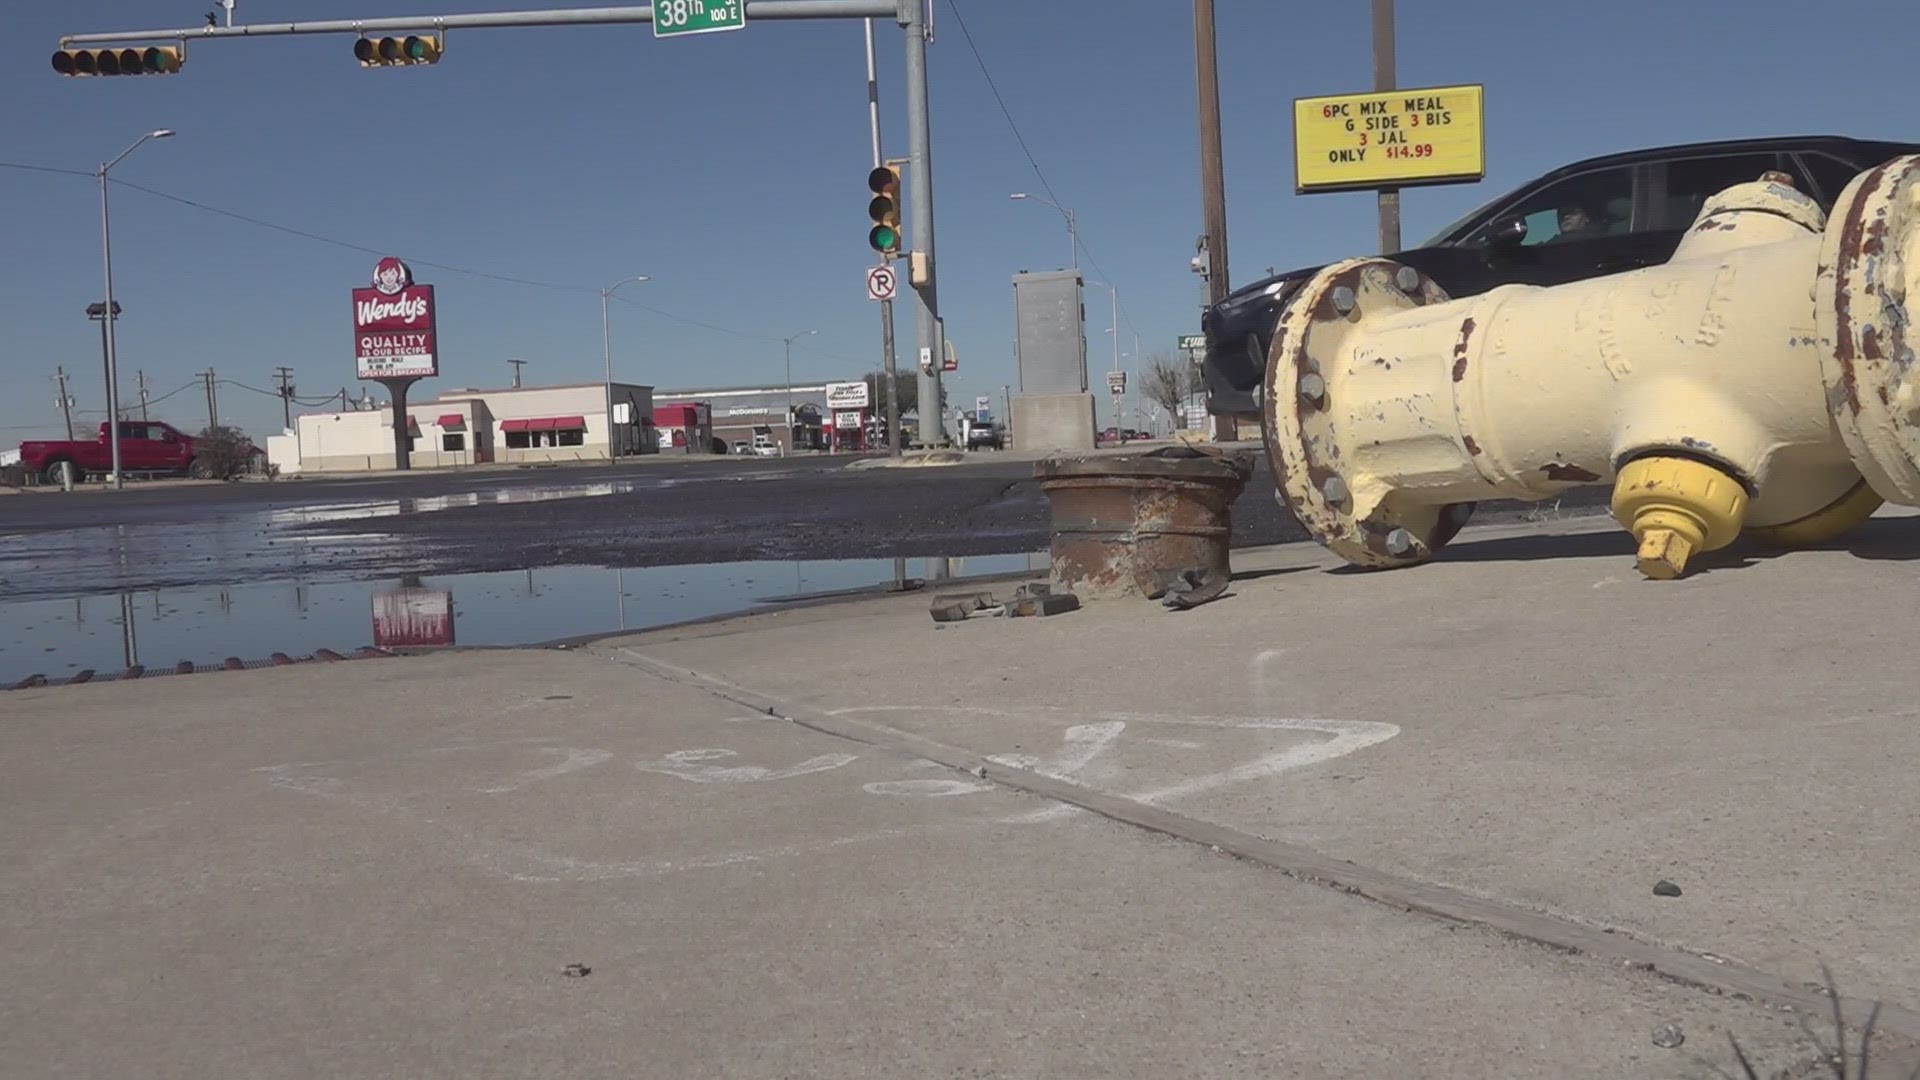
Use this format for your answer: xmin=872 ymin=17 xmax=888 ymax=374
xmin=943 ymin=1 xmax=1060 ymax=208
xmin=110 ymin=178 xmax=594 ymax=293
xmin=7 ymin=160 xmax=881 ymax=370
xmin=942 ymin=1 xmax=1146 ymax=346
xmin=0 ymin=161 xmax=94 ymax=179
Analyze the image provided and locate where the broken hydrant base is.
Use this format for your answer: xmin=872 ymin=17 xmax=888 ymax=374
xmin=1033 ymin=447 xmax=1254 ymax=600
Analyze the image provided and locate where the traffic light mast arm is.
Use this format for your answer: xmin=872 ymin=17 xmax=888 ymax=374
xmin=58 ymin=0 xmax=896 ymax=47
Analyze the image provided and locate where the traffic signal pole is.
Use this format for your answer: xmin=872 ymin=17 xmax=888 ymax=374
xmin=899 ymin=0 xmax=944 ymax=448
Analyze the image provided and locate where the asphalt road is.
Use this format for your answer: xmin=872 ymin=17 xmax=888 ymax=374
xmin=0 ymin=452 xmax=1612 ymax=600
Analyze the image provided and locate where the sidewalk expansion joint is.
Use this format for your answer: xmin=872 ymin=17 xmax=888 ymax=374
xmin=594 ymin=641 xmax=1920 ymax=1045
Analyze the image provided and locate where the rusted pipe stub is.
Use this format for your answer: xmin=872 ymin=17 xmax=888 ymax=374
xmin=1262 ymin=256 xmax=1472 ymax=568
xmin=1686 ymin=174 xmax=1827 ymax=238
xmin=1815 ymin=153 xmax=1920 ymax=503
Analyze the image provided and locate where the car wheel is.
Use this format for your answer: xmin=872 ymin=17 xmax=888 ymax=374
xmin=41 ymin=460 xmax=75 ymax=485
xmin=187 ymin=458 xmax=215 ymax=480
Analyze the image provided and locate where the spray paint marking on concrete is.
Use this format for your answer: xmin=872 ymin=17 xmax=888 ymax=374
xmin=634 ymin=747 xmax=859 ymax=784
xmin=481 ymin=747 xmax=614 ymax=794
xmin=828 ymin=706 xmax=1400 ymax=824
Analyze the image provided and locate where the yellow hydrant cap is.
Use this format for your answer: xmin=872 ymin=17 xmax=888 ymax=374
xmin=1610 ymin=456 xmax=1749 ymax=579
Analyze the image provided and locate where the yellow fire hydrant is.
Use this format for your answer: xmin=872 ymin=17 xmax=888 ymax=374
xmin=1260 ymin=157 xmax=1920 ymax=579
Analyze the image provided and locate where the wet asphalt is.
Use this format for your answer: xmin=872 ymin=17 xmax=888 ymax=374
xmin=0 ymin=452 xmax=1611 ymax=602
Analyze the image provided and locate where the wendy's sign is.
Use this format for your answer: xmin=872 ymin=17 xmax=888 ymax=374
xmin=353 ymin=257 xmax=438 ymax=380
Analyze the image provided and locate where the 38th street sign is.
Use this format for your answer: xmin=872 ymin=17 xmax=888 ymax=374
xmin=653 ymin=0 xmax=745 ymax=37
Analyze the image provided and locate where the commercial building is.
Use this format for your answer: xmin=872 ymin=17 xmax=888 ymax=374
xmin=266 ymin=381 xmax=654 ymax=474
xmin=655 ymin=383 xmax=830 ymax=455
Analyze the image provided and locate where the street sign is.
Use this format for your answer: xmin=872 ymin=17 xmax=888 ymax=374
xmin=652 ymin=0 xmax=745 ymax=37
xmin=1107 ymin=370 xmax=1126 ymax=394
xmin=865 ymin=264 xmax=897 ymax=302
xmin=353 ymin=257 xmax=438 ymax=380
xmin=1293 ymin=83 xmax=1485 ymax=195
xmin=975 ymin=395 xmax=991 ymax=421
xmin=1178 ymin=334 xmax=1206 ymax=352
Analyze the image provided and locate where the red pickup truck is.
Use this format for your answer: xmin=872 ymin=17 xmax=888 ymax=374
xmin=20 ymin=421 xmax=204 ymax=483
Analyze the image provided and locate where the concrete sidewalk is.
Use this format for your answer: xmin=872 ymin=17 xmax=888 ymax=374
xmin=7 ymin=509 xmax=1920 ymax=1077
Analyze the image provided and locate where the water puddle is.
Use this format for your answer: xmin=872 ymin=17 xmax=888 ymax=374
xmin=0 ymin=553 xmax=1049 ymax=685
xmin=262 ymin=480 xmax=645 ymax=526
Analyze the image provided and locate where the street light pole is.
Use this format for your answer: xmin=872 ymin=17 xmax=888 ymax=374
xmin=97 ymin=128 xmax=174 ymax=490
xmin=600 ymin=275 xmax=649 ymax=461
xmin=1009 ymin=192 xmax=1077 ymax=270
xmin=782 ymin=329 xmax=817 ymax=456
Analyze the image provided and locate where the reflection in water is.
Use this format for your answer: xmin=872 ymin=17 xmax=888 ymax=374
xmin=0 ymin=552 xmax=1048 ymax=683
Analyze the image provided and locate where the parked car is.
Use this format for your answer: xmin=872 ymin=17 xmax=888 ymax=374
xmin=1199 ymin=135 xmax=1920 ymax=419
xmin=18 ymin=420 xmax=203 ymax=483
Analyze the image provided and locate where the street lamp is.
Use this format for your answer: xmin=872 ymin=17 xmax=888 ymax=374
xmin=782 ymin=329 xmax=817 ymax=456
xmin=98 ymin=128 xmax=173 ymax=490
xmin=600 ymin=275 xmax=650 ymax=461
xmin=1010 ymin=192 xmax=1077 ymax=270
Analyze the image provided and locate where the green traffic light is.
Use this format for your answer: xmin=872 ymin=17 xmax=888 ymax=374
xmin=404 ymin=36 xmax=428 ymax=59
xmin=868 ymin=225 xmax=900 ymax=253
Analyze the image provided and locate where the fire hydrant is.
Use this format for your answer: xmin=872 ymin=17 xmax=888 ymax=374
xmin=1261 ymin=156 xmax=1920 ymax=579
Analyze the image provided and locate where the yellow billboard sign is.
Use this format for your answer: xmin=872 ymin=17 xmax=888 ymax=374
xmin=1293 ymin=84 xmax=1485 ymax=194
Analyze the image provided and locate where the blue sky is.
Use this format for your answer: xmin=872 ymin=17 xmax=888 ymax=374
xmin=1 ymin=0 xmax=1910 ymax=440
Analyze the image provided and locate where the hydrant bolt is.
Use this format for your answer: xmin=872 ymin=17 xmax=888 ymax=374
xmin=1394 ymin=266 xmax=1420 ymax=292
xmin=1299 ymin=372 xmax=1327 ymax=409
xmin=1330 ymin=285 xmax=1357 ymax=316
xmin=1321 ymin=475 xmax=1350 ymax=506
xmin=1385 ymin=527 xmax=1415 ymax=556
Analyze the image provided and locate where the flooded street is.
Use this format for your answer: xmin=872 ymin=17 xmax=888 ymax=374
xmin=0 ymin=553 xmax=1048 ymax=684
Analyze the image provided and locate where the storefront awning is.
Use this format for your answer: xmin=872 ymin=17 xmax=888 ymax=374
xmin=437 ymin=413 xmax=465 ymax=430
xmin=501 ymin=415 xmax=587 ymax=433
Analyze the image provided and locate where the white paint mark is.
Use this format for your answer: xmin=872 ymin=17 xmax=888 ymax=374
xmin=481 ymin=748 xmax=613 ymax=794
xmin=258 ymin=758 xmax=914 ymax=883
xmin=825 ymin=706 xmax=1400 ymax=825
xmin=634 ymin=747 xmax=858 ymax=784
xmin=1137 ymin=737 xmax=1205 ymax=750
xmin=988 ymin=720 xmax=1124 ymax=779
xmin=1250 ymin=649 xmax=1286 ymax=707
xmin=863 ymin=779 xmax=995 ymax=798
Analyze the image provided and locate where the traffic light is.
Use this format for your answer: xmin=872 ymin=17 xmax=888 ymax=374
xmin=354 ymin=33 xmax=443 ymax=68
xmin=51 ymin=45 xmax=184 ymax=77
xmin=867 ymin=164 xmax=902 ymax=255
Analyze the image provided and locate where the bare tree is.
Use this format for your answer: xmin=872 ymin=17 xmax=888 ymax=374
xmin=1143 ymin=351 xmax=1190 ymax=419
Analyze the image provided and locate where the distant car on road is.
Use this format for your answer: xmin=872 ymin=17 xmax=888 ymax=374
xmin=19 ymin=420 xmax=204 ymax=484
xmin=965 ymin=421 xmax=1004 ymax=451
xmin=1199 ymin=135 xmax=1920 ymax=420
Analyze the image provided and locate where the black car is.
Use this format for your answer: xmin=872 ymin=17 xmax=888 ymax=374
xmin=1200 ymin=135 xmax=1920 ymax=419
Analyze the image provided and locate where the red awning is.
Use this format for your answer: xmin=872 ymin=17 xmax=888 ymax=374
xmin=502 ymin=415 xmax=587 ymax=433
xmin=437 ymin=413 xmax=465 ymax=430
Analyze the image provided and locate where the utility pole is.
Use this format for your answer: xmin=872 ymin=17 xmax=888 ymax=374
xmin=201 ymin=369 xmax=218 ymax=431
xmin=136 ymin=369 xmax=149 ymax=420
xmin=508 ymin=357 xmax=526 ymax=388
xmin=1373 ymin=0 xmax=1400 ymax=254
xmin=274 ymin=365 xmax=294 ymax=430
xmin=865 ymin=17 xmax=902 ymax=459
xmin=54 ymin=367 xmax=76 ymax=441
xmin=1193 ymin=0 xmax=1230 ymax=307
